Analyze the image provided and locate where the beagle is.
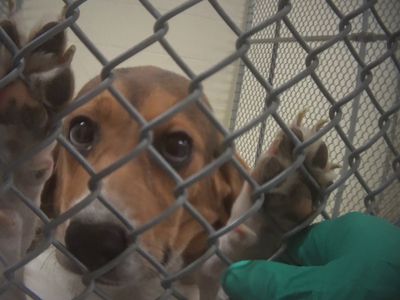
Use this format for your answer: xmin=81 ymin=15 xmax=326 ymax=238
xmin=41 ymin=66 xmax=243 ymax=299
xmin=0 ymin=19 xmax=74 ymax=300
xmin=39 ymin=64 xmax=336 ymax=299
xmin=1 ymin=17 xmax=337 ymax=300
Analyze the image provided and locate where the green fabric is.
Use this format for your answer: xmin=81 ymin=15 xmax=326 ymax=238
xmin=222 ymin=212 xmax=400 ymax=300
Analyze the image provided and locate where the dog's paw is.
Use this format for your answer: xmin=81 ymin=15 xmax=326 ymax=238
xmin=254 ymin=110 xmax=338 ymax=192
xmin=252 ymin=110 xmax=339 ymax=226
xmin=0 ymin=20 xmax=74 ymax=188
xmin=0 ymin=20 xmax=75 ymax=151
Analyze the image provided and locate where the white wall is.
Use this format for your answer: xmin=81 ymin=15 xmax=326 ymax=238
xmin=18 ymin=0 xmax=249 ymax=125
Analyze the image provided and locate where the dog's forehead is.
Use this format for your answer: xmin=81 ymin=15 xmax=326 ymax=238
xmin=72 ymin=66 xmax=214 ymax=128
xmin=116 ymin=66 xmax=192 ymax=103
xmin=78 ymin=66 xmax=192 ymax=106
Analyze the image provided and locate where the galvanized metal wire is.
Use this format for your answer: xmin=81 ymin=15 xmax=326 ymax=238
xmin=1 ymin=0 xmax=399 ymax=299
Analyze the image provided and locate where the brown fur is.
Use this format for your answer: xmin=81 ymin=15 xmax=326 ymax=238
xmin=45 ymin=66 xmax=243 ymax=297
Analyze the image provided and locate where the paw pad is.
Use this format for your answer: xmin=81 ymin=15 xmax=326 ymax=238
xmin=253 ymin=110 xmax=339 ymax=204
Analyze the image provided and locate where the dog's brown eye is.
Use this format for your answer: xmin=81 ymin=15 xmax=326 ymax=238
xmin=161 ymin=131 xmax=192 ymax=169
xmin=68 ymin=116 xmax=98 ymax=152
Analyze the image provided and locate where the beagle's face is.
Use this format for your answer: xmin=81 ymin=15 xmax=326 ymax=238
xmin=52 ymin=66 xmax=242 ymax=288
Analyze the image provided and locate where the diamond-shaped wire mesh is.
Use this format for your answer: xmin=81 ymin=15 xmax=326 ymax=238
xmin=0 ymin=0 xmax=399 ymax=299
xmin=231 ymin=0 xmax=400 ymax=221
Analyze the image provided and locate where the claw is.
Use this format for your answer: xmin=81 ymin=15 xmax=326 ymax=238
xmin=329 ymin=163 xmax=342 ymax=169
xmin=233 ymin=224 xmax=258 ymax=246
xmin=314 ymin=119 xmax=328 ymax=131
xmin=61 ymin=45 xmax=76 ymax=65
xmin=294 ymin=108 xmax=308 ymax=126
xmin=234 ymin=224 xmax=257 ymax=239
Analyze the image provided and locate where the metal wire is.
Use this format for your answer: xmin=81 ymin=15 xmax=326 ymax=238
xmin=232 ymin=0 xmax=400 ymax=220
xmin=1 ymin=0 xmax=399 ymax=299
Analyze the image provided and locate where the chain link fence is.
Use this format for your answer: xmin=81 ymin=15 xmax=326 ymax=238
xmin=0 ymin=0 xmax=399 ymax=299
xmin=231 ymin=0 xmax=400 ymax=222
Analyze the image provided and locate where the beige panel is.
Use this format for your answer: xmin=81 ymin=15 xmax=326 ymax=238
xmin=19 ymin=0 xmax=248 ymax=125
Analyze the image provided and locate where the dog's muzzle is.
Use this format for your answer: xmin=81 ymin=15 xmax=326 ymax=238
xmin=65 ymin=220 xmax=129 ymax=272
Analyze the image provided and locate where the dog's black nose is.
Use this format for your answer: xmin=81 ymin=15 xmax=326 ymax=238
xmin=65 ymin=221 xmax=128 ymax=271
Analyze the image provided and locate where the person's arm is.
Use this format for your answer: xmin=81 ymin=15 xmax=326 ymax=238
xmin=222 ymin=212 xmax=400 ymax=300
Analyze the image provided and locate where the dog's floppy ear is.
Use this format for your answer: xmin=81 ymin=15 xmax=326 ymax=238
xmin=181 ymin=155 xmax=246 ymax=264
xmin=212 ymin=155 xmax=247 ymax=227
xmin=41 ymin=176 xmax=56 ymax=218
xmin=40 ymin=148 xmax=59 ymax=219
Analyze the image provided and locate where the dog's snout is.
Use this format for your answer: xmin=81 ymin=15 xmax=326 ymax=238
xmin=65 ymin=221 xmax=128 ymax=271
